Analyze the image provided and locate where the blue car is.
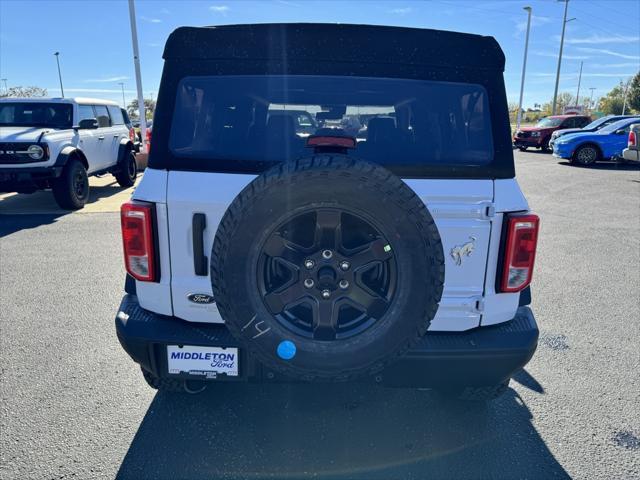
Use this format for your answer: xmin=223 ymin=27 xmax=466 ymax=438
xmin=553 ymin=116 xmax=640 ymax=166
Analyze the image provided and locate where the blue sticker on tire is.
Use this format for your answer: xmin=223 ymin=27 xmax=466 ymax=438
xmin=277 ymin=340 xmax=296 ymax=360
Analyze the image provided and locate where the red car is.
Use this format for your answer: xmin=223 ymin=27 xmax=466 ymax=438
xmin=513 ymin=115 xmax=591 ymax=152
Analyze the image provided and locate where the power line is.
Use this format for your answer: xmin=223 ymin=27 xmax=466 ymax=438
xmin=569 ymin=15 xmax=640 ymax=44
xmin=573 ymin=3 xmax=638 ymax=32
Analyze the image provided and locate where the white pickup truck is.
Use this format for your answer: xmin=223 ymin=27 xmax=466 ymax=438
xmin=0 ymin=97 xmax=137 ymax=209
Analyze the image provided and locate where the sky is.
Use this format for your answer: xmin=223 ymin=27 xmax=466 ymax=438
xmin=0 ymin=0 xmax=638 ymax=109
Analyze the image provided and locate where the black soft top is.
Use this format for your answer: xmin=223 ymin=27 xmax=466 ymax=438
xmin=163 ymin=23 xmax=505 ymax=71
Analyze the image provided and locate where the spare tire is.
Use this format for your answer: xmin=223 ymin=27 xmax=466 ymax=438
xmin=211 ymin=156 xmax=444 ymax=381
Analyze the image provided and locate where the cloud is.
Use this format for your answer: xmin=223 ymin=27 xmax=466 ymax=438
xmin=275 ymin=0 xmax=302 ymax=6
xmin=514 ymin=15 xmax=551 ymax=37
xmin=147 ymin=42 xmax=162 ymax=48
xmin=577 ymin=47 xmax=640 ymax=60
xmin=564 ymin=34 xmax=639 ymax=45
xmin=159 ymin=7 xmax=170 ymax=14
xmin=532 ymin=51 xmax=590 ymax=60
xmin=210 ymin=5 xmax=230 ymax=14
xmin=84 ymin=76 xmax=129 ymax=83
xmin=140 ymin=16 xmax=162 ymax=23
xmin=590 ymin=62 xmax=640 ymax=69
xmin=390 ymin=7 xmax=411 ymax=14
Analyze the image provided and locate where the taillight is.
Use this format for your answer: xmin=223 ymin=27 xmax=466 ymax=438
xmin=499 ymin=213 xmax=540 ymax=293
xmin=129 ymin=127 xmax=135 ymax=143
xmin=145 ymin=128 xmax=152 ymax=153
xmin=121 ymin=201 xmax=157 ymax=282
xmin=307 ymin=135 xmax=356 ymax=148
xmin=629 ymin=130 xmax=636 ymax=148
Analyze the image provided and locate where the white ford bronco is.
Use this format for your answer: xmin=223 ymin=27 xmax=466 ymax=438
xmin=115 ymin=24 xmax=541 ymax=400
xmin=0 ymin=97 xmax=137 ymax=209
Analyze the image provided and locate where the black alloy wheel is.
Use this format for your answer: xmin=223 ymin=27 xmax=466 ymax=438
xmin=258 ymin=208 xmax=397 ymax=341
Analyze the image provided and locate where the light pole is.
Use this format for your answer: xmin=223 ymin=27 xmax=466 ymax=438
xmin=552 ymin=0 xmax=575 ymax=115
xmin=118 ymin=82 xmax=126 ymax=108
xmin=128 ymin=0 xmax=147 ymax=153
xmin=622 ymin=79 xmax=631 ymax=115
xmin=516 ymin=6 xmax=533 ymax=131
xmin=589 ymin=87 xmax=596 ymax=111
xmin=575 ymin=61 xmax=583 ymax=108
xmin=53 ymin=52 xmax=64 ymax=98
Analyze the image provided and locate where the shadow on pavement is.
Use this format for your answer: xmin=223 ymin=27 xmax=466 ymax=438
xmin=0 ymin=179 xmax=125 ymax=215
xmin=512 ymin=368 xmax=545 ymax=394
xmin=557 ymin=160 xmax=640 ymax=171
xmin=117 ymin=382 xmax=569 ymax=480
xmin=0 ymin=213 xmax=65 ymax=238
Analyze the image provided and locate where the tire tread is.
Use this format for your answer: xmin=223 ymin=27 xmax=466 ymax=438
xmin=211 ymin=156 xmax=444 ymax=382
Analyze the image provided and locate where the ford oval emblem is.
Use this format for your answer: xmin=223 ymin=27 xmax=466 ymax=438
xmin=187 ymin=293 xmax=215 ymax=304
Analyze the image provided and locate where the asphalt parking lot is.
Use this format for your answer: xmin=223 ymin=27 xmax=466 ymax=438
xmin=1 ymin=151 xmax=639 ymax=479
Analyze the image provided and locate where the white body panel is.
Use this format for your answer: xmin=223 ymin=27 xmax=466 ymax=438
xmin=166 ymin=171 xmax=256 ymax=323
xmin=403 ymin=179 xmax=493 ymax=331
xmin=132 ymin=169 xmax=530 ymax=331
xmin=128 ymin=171 xmax=531 ymax=332
xmin=0 ymin=97 xmax=129 ymax=172
xmin=131 ymin=169 xmax=173 ymax=315
xmin=481 ymin=179 xmax=530 ymax=326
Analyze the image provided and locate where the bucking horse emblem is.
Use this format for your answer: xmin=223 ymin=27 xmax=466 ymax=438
xmin=450 ymin=236 xmax=476 ymax=266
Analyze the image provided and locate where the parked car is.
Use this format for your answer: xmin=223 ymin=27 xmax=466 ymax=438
xmin=622 ymin=123 xmax=640 ymax=163
xmin=134 ymin=120 xmax=151 ymax=143
xmin=115 ymin=23 xmax=540 ymax=401
xmin=552 ymin=116 xmax=640 ymax=165
xmin=122 ymin=108 xmax=140 ymax=153
xmin=549 ymin=115 xmax=637 ymax=149
xmin=0 ymin=97 xmax=137 ymax=209
xmin=513 ymin=114 xmax=591 ymax=152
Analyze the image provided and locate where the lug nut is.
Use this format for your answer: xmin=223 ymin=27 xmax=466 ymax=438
xmin=339 ymin=280 xmax=349 ymax=290
xmin=321 ymin=289 xmax=331 ymax=299
xmin=322 ymin=250 xmax=333 ymax=259
xmin=340 ymin=261 xmax=350 ymax=271
xmin=304 ymin=259 xmax=315 ymax=269
xmin=304 ymin=279 xmax=315 ymax=288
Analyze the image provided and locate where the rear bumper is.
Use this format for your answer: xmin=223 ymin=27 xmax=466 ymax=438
xmin=622 ymin=147 xmax=639 ymax=163
xmin=115 ymin=294 xmax=539 ymax=388
xmin=0 ymin=166 xmax=63 ymax=193
xmin=513 ymin=137 xmax=543 ymax=148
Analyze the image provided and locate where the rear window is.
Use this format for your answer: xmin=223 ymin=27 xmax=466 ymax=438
xmin=169 ymin=75 xmax=493 ymax=171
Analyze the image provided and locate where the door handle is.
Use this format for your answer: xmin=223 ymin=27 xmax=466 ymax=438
xmin=97 ymin=136 xmax=105 ymax=140
xmin=192 ymin=213 xmax=208 ymax=276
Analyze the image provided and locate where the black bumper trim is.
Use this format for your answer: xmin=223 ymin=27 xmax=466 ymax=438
xmin=513 ymin=139 xmax=542 ymax=148
xmin=115 ymin=294 xmax=538 ymax=388
xmin=0 ymin=166 xmax=63 ymax=192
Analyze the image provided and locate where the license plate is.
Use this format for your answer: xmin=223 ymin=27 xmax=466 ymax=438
xmin=167 ymin=345 xmax=239 ymax=377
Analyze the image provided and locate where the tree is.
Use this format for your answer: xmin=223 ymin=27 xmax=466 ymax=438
xmin=627 ymin=71 xmax=640 ymax=112
xmin=508 ymin=101 xmax=519 ymax=124
xmin=126 ymin=98 xmax=156 ymax=121
xmin=0 ymin=86 xmax=48 ymax=98
xmin=598 ymin=82 xmax=626 ymax=115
